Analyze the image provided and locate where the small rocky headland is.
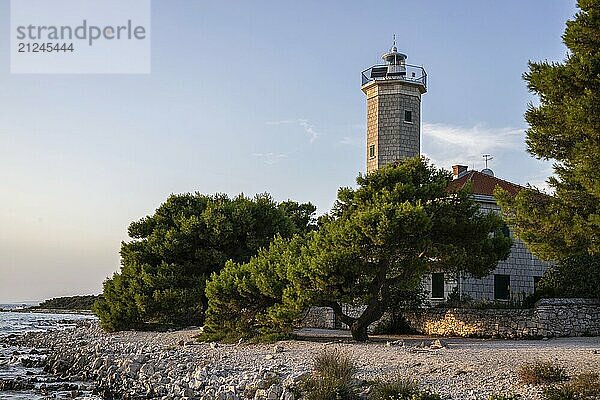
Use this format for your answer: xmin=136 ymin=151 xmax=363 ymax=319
xmin=1 ymin=320 xmax=599 ymax=400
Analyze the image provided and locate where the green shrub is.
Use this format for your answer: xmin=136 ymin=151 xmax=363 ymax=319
xmin=543 ymin=372 xmax=600 ymax=400
xmin=371 ymin=379 xmax=441 ymax=400
xmin=532 ymin=254 xmax=600 ymax=301
xmin=437 ymin=287 xmax=527 ymax=309
xmin=371 ymin=288 xmax=425 ymax=335
xmin=518 ymin=361 xmax=568 ymax=385
xmin=371 ymin=315 xmax=415 ymax=335
xmin=249 ymin=332 xmax=293 ymax=343
xmin=299 ymin=349 xmax=358 ymax=400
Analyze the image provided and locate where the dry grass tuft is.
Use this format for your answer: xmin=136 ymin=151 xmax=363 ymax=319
xmin=518 ymin=361 xmax=568 ymax=385
xmin=300 ymin=348 xmax=358 ymax=400
xmin=543 ymin=372 xmax=600 ymax=400
xmin=313 ymin=348 xmax=356 ymax=382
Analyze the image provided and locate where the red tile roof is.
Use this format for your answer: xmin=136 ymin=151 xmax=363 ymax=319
xmin=447 ymin=170 xmax=523 ymax=197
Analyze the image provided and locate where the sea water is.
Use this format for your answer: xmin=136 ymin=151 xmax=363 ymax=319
xmin=0 ymin=307 xmax=98 ymax=399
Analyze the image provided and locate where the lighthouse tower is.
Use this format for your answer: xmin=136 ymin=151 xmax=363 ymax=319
xmin=361 ymin=40 xmax=427 ymax=173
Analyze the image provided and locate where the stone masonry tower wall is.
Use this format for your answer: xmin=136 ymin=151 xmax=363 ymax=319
xmin=364 ymin=82 xmax=422 ymax=173
xmin=361 ymin=44 xmax=427 ymax=174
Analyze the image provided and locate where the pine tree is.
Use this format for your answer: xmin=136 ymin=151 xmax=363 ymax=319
xmin=93 ymin=193 xmax=316 ymax=332
xmin=497 ymin=0 xmax=600 ymax=260
xmin=205 ymin=158 xmax=512 ymax=342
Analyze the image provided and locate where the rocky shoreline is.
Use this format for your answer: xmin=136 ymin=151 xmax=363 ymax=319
xmin=0 ymin=307 xmax=95 ymax=315
xmin=2 ymin=321 xmax=600 ymax=399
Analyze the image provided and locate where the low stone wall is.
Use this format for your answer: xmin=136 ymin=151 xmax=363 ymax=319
xmin=299 ymin=305 xmax=373 ymax=330
xmin=300 ymin=306 xmax=336 ymax=329
xmin=405 ymin=298 xmax=600 ymax=338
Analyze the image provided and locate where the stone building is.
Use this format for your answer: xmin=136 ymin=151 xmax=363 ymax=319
xmin=424 ymin=166 xmax=552 ymax=303
xmin=362 ymin=44 xmax=550 ymax=304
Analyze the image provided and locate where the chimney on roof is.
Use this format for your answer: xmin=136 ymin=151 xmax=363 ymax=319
xmin=452 ymin=165 xmax=468 ymax=180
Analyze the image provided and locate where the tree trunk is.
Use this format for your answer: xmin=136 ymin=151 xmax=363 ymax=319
xmin=322 ymin=274 xmax=388 ymax=342
xmin=350 ymin=320 xmax=369 ymax=342
xmin=345 ymin=267 xmax=389 ymax=342
xmin=348 ymin=299 xmax=385 ymax=341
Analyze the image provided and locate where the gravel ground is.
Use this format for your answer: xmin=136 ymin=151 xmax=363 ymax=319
xmin=6 ymin=322 xmax=600 ymax=399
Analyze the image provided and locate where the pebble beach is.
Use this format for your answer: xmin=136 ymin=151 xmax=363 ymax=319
xmin=2 ymin=319 xmax=600 ymax=399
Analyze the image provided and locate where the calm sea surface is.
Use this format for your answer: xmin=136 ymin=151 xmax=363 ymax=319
xmin=0 ymin=307 xmax=98 ymax=399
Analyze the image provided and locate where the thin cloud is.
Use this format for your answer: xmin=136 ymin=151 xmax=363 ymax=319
xmin=421 ymin=122 xmax=555 ymax=192
xmin=252 ymin=152 xmax=288 ymax=165
xmin=422 ymin=122 xmax=524 ymax=169
xmin=339 ymin=136 xmax=361 ymax=146
xmin=265 ymin=120 xmax=298 ymax=125
xmin=266 ymin=119 xmax=320 ymax=143
xmin=338 ymin=123 xmax=365 ymax=146
xmin=346 ymin=123 xmax=366 ymax=132
xmin=424 ymin=122 xmax=523 ymax=151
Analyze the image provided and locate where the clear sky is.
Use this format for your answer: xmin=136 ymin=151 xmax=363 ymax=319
xmin=0 ymin=1 xmax=578 ymax=303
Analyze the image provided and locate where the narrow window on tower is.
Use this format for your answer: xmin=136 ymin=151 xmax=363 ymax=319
xmin=404 ymin=110 xmax=412 ymax=123
xmin=369 ymin=144 xmax=376 ymax=159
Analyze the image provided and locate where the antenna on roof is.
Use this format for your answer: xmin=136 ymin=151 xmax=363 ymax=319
xmin=482 ymin=154 xmax=494 ymax=177
xmin=482 ymin=154 xmax=493 ymax=169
